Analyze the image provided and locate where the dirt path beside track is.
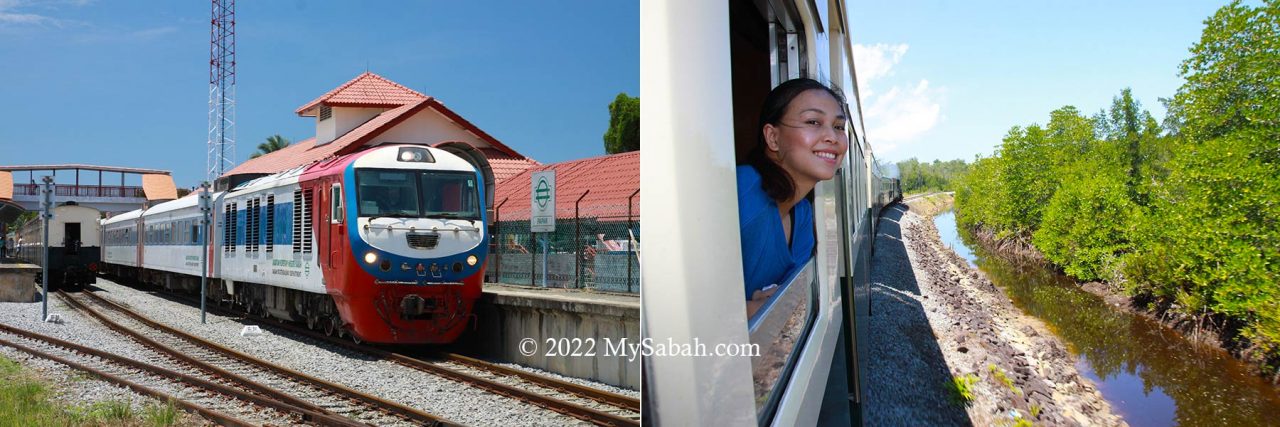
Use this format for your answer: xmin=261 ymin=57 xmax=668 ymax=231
xmin=864 ymin=195 xmax=1124 ymax=426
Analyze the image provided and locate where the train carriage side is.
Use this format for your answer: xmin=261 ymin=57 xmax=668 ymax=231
xmin=135 ymin=193 xmax=224 ymax=291
xmin=643 ymin=0 xmax=879 ymax=425
xmin=101 ymin=208 xmax=144 ymax=272
xmin=218 ymin=166 xmax=324 ymax=319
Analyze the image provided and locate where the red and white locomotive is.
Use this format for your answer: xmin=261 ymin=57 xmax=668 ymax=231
xmin=101 ymin=143 xmax=488 ymax=344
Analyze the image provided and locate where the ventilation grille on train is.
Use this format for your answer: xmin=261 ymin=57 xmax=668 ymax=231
xmin=406 ymin=233 xmax=440 ymax=249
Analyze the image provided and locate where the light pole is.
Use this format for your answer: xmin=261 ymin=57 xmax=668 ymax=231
xmin=199 ymin=182 xmax=211 ymax=324
xmin=40 ymin=176 xmax=52 ymax=321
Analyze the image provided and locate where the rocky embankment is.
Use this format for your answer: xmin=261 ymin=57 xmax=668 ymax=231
xmin=866 ymin=194 xmax=1124 ymax=426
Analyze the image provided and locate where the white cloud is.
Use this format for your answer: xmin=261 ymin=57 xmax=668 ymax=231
xmin=0 ymin=0 xmax=73 ymax=28
xmin=852 ymin=43 xmax=943 ymax=155
xmin=852 ymin=43 xmax=908 ymax=86
xmin=0 ymin=12 xmax=52 ymax=24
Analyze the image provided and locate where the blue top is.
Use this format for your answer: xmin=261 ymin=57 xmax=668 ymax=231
xmin=737 ymin=165 xmax=814 ymax=300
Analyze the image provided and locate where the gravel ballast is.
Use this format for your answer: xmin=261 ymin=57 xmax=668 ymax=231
xmin=2 ymin=276 xmax=612 ymax=426
xmin=865 ymin=196 xmax=1124 ymax=426
xmin=85 ymin=278 xmax=595 ymax=426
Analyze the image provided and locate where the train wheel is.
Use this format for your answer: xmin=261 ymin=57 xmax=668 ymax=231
xmin=350 ymin=330 xmax=362 ymax=345
xmin=306 ymin=315 xmax=318 ymax=330
xmin=323 ymin=317 xmax=337 ymax=337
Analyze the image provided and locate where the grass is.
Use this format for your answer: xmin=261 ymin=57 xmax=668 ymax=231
xmin=946 ymin=373 xmax=980 ymax=405
xmin=988 ymin=364 xmax=1023 ymax=396
xmin=0 ymin=354 xmax=187 ymax=426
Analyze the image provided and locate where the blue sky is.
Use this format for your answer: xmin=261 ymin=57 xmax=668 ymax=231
xmin=0 ymin=1 xmax=638 ymax=188
xmin=848 ymin=1 xmax=1229 ymax=164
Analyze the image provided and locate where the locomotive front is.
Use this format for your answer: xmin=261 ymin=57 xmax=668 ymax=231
xmin=335 ymin=145 xmax=488 ymax=343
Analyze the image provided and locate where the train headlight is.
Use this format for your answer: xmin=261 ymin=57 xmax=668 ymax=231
xmin=466 ymin=255 xmax=478 ymax=266
xmin=397 ymin=147 xmax=435 ymax=163
xmin=364 ymin=251 xmax=378 ymax=264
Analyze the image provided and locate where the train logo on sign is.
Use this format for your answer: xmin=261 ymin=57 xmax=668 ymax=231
xmin=531 ymin=171 xmax=556 ymax=232
xmin=535 ymin=178 xmax=552 ymax=208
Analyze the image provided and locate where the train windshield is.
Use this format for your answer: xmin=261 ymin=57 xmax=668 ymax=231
xmin=355 ymin=169 xmax=481 ymax=220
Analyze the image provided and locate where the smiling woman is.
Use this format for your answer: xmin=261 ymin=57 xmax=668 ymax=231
xmin=739 ymin=78 xmax=849 ymax=307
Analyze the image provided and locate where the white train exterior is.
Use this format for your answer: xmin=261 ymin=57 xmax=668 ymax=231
xmin=100 ymin=144 xmax=488 ymax=344
xmin=14 ymin=203 xmax=102 ymax=289
xmin=642 ymin=0 xmax=899 ymax=424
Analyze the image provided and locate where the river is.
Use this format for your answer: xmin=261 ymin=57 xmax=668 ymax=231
xmin=933 ymin=209 xmax=1280 ymax=426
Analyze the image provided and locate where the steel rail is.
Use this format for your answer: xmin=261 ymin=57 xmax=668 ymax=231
xmin=63 ymin=290 xmax=457 ymax=427
xmin=0 ymin=324 xmax=354 ymax=427
xmin=437 ymin=351 xmax=640 ymax=412
xmin=99 ymin=284 xmax=639 ymax=426
xmin=0 ymin=335 xmax=255 ymax=427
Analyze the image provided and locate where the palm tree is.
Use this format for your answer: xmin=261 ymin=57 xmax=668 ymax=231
xmin=251 ymin=134 xmax=291 ymax=159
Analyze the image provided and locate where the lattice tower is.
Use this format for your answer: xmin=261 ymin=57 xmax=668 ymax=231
xmin=207 ymin=0 xmax=236 ymax=183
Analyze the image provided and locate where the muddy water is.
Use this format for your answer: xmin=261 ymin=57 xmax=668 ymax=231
xmin=934 ymin=209 xmax=1280 ymax=426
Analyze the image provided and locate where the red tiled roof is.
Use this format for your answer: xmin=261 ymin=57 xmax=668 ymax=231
xmin=227 ymin=73 xmax=531 ymax=180
xmin=296 ymin=72 xmax=427 ymax=116
xmin=0 ymin=171 xmax=11 ymax=200
xmin=481 ymin=148 xmax=540 ymax=184
xmin=225 ymin=100 xmax=427 ymax=177
xmin=493 ymin=151 xmax=639 ymax=221
xmin=141 ymin=174 xmax=177 ymax=200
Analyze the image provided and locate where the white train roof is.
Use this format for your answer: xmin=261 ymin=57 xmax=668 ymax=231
xmin=353 ymin=144 xmax=477 ymax=172
xmin=102 ymin=207 xmax=144 ymax=225
xmin=228 ymin=164 xmax=308 ymax=195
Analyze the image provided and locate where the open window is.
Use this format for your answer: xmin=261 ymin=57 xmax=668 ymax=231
xmin=731 ymin=0 xmax=819 ymax=422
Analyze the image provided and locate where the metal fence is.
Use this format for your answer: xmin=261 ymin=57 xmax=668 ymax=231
xmin=486 ymin=197 xmax=640 ymax=293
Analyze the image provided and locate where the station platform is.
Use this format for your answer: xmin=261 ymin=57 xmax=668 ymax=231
xmin=0 ymin=261 xmax=40 ymax=302
xmin=464 ymin=284 xmax=639 ymax=390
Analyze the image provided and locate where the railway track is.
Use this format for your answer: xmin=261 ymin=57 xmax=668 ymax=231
xmin=0 ymin=323 xmax=283 ymax=427
xmin=89 ymin=281 xmax=642 ymax=426
xmin=263 ymin=319 xmax=641 ymax=426
xmin=59 ymin=290 xmax=458 ymax=427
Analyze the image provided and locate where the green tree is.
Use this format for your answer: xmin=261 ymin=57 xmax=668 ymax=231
xmin=1171 ymin=0 xmax=1280 ymax=141
xmin=1126 ymin=0 xmax=1280 ymax=356
xmin=1095 ymin=89 xmax=1162 ymax=202
xmin=603 ymin=93 xmax=639 ymax=154
xmin=895 ymin=157 xmax=969 ymax=194
xmin=251 ymin=134 xmax=291 ymax=159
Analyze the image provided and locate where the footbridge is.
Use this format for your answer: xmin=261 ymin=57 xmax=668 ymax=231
xmin=0 ymin=164 xmax=177 ymax=227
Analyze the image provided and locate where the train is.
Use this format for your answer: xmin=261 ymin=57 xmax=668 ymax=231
xmin=642 ymin=0 xmax=900 ymax=425
xmin=12 ymin=202 xmax=103 ymax=290
xmin=100 ymin=143 xmax=489 ymax=344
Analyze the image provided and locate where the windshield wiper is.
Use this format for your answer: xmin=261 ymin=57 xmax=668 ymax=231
xmin=365 ymin=213 xmax=417 ymax=222
xmin=428 ymin=213 xmax=461 ymax=219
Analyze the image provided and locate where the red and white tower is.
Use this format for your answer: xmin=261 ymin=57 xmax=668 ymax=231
xmin=207 ymin=0 xmax=236 ymax=183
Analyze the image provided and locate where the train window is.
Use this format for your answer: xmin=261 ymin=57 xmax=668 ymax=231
xmin=330 ymin=184 xmax=344 ymax=224
xmin=730 ymin=0 xmax=818 ymax=423
xmin=266 ymin=194 xmax=275 ymax=253
xmin=748 ymin=260 xmax=817 ymax=420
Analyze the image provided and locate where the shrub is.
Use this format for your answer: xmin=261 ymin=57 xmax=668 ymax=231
xmin=1034 ymin=171 xmax=1136 ymax=281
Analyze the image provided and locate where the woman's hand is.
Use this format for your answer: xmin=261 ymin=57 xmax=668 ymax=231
xmin=746 ymin=284 xmax=780 ymax=318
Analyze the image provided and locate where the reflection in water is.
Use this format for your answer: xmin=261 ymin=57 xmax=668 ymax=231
xmin=934 ymin=210 xmax=975 ymax=266
xmin=934 ymin=211 xmax=1280 ymax=427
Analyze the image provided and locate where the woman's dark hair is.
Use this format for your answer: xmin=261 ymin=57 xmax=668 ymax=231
xmin=745 ymin=78 xmax=847 ymax=203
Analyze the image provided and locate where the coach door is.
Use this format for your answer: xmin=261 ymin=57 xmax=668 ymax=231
xmin=327 ymin=181 xmax=346 ymax=273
